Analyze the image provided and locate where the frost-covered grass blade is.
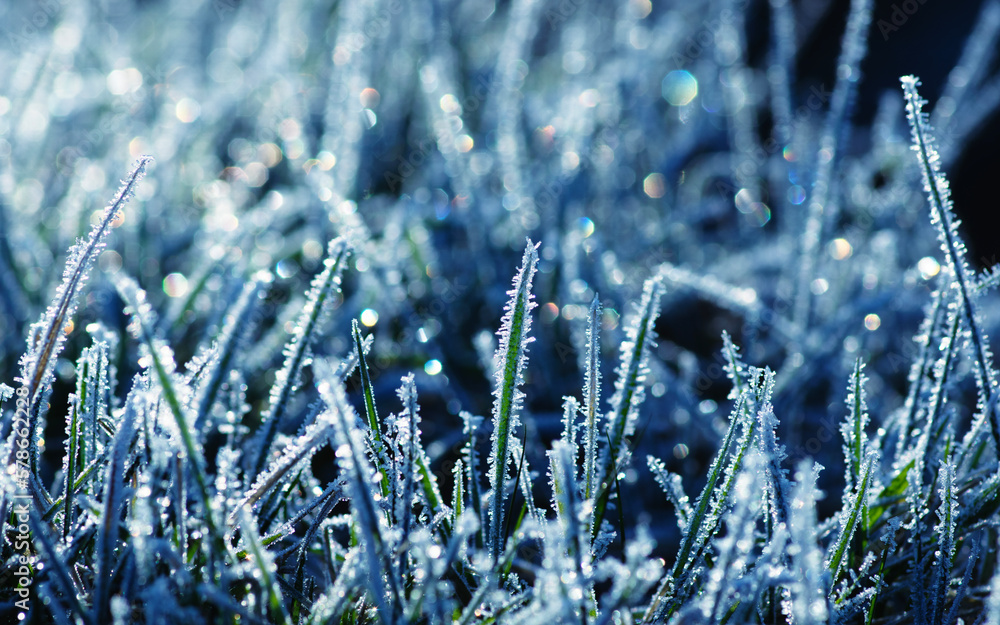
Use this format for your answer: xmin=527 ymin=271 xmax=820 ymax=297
xmin=487 ymin=239 xmax=539 ymax=561
xmin=593 ymin=276 xmax=663 ymax=544
xmin=902 ymin=76 xmax=1000 ymax=462
xmin=10 ymin=156 xmax=150 ymax=474
xmin=253 ymin=238 xmax=350 ymax=475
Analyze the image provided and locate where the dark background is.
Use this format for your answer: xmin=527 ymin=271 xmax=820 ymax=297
xmin=800 ymin=0 xmax=1000 ymax=268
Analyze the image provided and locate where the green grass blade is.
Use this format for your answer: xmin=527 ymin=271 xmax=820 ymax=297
xmin=353 ymin=319 xmax=391 ymax=499
xmin=487 ymin=239 xmax=539 ymax=562
xmin=315 ymin=359 xmax=402 ymax=624
xmin=452 ymin=457 xmax=465 ymax=529
xmin=867 ymin=458 xmax=913 ymax=532
xmin=583 ymin=295 xmax=602 ymax=504
xmin=115 ymin=276 xmax=224 ymax=554
xmin=842 ymin=358 xmax=869 ymax=491
xmin=253 ymin=238 xmax=350 ymax=475
xmin=902 ymin=76 xmax=1000 ymax=461
xmin=593 ymin=276 xmax=663 ymax=543
xmin=642 ymin=393 xmax=749 ymax=623
xmin=234 ymin=417 xmax=333 ymax=518
xmin=237 ymin=505 xmax=293 ymax=625
xmin=12 ymin=156 xmax=151 ymax=474
xmin=828 ymin=451 xmax=876 ymax=585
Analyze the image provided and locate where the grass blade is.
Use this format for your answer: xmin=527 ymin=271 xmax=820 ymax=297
xmin=315 ymin=358 xmax=402 ymax=624
xmin=395 ymin=374 xmax=419 ymax=547
xmin=583 ymin=295 xmax=602 ymax=505
xmin=253 ymin=238 xmax=350 ymax=475
xmin=828 ymin=451 xmax=876 ymax=586
xmin=354 ymin=319 xmax=391 ymax=499
xmin=642 ymin=395 xmax=749 ymax=623
xmin=115 ymin=275 xmax=223 ymax=552
xmin=30 ymin=511 xmax=94 ymax=625
xmin=593 ymin=276 xmax=663 ymax=543
xmin=793 ymin=0 xmax=872 ymax=331
xmin=237 ymin=505 xmax=293 ymax=625
xmin=94 ymin=383 xmax=139 ymax=624
xmin=842 ymin=358 xmax=870 ymax=492
xmin=788 ymin=461 xmax=830 ymax=625
xmin=487 ymin=239 xmax=539 ymax=562
xmin=902 ymin=76 xmax=1000 ymax=462
xmin=931 ymin=456 xmax=958 ymax=625
xmin=11 ymin=156 xmax=151 ymax=473
xmin=193 ymin=270 xmax=271 ymax=431
xmin=234 ymin=417 xmax=333 ymax=517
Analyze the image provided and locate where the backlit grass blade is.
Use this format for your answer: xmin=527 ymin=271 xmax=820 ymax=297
xmin=10 ymin=156 xmax=151 ymax=473
xmin=648 ymin=456 xmax=691 ymax=532
xmin=415 ymin=440 xmax=449 ymax=536
xmin=253 ymin=237 xmax=350 ymax=475
xmin=451 ymin=458 xmax=465 ymax=528
xmin=115 ymin=275 xmax=223 ymax=549
xmin=902 ymin=76 xmax=1000 ymax=461
xmin=593 ymin=276 xmax=663 ymax=543
xmin=395 ymin=374 xmax=419 ymax=546
xmin=354 ymin=319 xmax=391 ymax=499
xmin=487 ymin=239 xmax=539 ymax=562
xmin=842 ymin=358 xmax=870 ymax=492
xmin=234 ymin=416 xmax=334 ymax=517
xmin=828 ymin=451 xmax=877 ymax=586
xmin=643 ymin=352 xmax=761 ymax=623
xmin=757 ymin=390 xmax=790 ymax=529
xmin=315 ymin=358 xmax=402 ymax=624
xmin=354 ymin=318 xmax=381 ymax=437
xmin=560 ymin=395 xmax=580 ymax=459
xmin=642 ymin=393 xmax=750 ymax=624
xmin=94 ymin=385 xmax=139 ymax=624
xmin=583 ymin=295 xmax=602 ymax=505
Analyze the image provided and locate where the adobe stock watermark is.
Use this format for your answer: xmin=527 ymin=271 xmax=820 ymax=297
xmin=714 ymin=81 xmax=832 ymax=207
xmin=669 ymin=1 xmax=752 ymax=68
xmin=212 ymin=0 xmax=289 ymax=22
xmin=382 ymin=72 xmax=502 ymax=193
xmin=2 ymin=0 xmax=70 ymax=53
xmin=532 ymin=124 xmax=623 ymax=214
xmin=545 ymin=0 xmax=589 ymax=27
xmin=344 ymin=275 xmax=468 ymax=397
xmin=56 ymin=62 xmax=168 ymax=177
xmin=8 ymin=383 xmax=35 ymax=618
xmin=877 ymin=0 xmax=931 ymax=41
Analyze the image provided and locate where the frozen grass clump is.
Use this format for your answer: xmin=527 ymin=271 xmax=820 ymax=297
xmin=3 ymin=1 xmax=1000 ymax=623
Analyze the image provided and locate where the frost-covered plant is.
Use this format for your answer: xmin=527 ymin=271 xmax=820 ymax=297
xmin=4 ymin=0 xmax=1000 ymax=624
